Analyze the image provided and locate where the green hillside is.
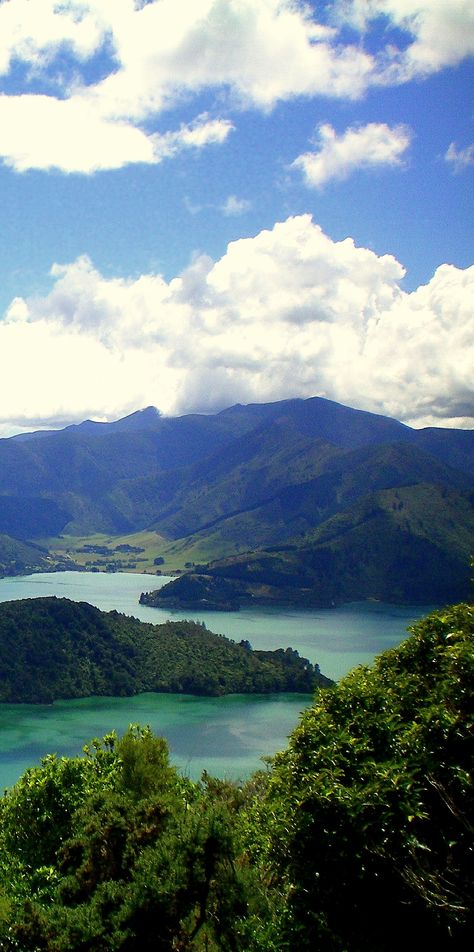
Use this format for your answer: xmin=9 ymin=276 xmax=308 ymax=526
xmin=132 ymin=440 xmax=471 ymax=565
xmin=0 ymin=534 xmax=52 ymax=577
xmin=211 ymin=483 xmax=474 ymax=604
xmin=146 ymin=436 xmax=470 ymax=542
xmin=0 ymin=597 xmax=330 ymax=703
xmin=147 ymin=483 xmax=474 ymax=607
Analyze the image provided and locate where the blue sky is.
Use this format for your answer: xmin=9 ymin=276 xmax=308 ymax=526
xmin=0 ymin=0 xmax=472 ymax=436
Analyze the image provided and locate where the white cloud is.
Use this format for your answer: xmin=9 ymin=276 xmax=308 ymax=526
xmin=337 ymin=1 xmax=474 ymax=81
xmin=153 ymin=115 xmax=234 ymax=161
xmin=292 ymin=122 xmax=411 ymax=187
xmin=0 ymin=1 xmax=472 ymax=172
xmin=0 ymin=0 xmax=106 ymax=76
xmin=183 ymin=194 xmax=252 ymax=218
xmin=1 ymin=215 xmax=473 ymax=431
xmin=0 ymin=0 xmax=375 ymax=173
xmin=90 ymin=0 xmax=371 ymax=115
xmin=221 ymin=195 xmax=252 ymax=216
xmin=0 ymin=94 xmax=155 ymax=173
xmin=0 ymin=0 xmax=413 ymax=174
xmin=445 ymin=141 xmax=474 ymax=173
xmin=0 ymin=94 xmax=233 ymax=173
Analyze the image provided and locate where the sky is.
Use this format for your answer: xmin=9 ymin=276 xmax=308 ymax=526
xmin=0 ymin=0 xmax=473 ymax=437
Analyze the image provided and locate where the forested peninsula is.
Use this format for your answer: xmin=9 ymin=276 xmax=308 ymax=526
xmin=0 ymin=596 xmax=330 ymax=702
xmin=0 ymin=598 xmax=471 ymax=950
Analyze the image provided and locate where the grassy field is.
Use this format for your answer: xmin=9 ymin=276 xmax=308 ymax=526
xmin=41 ymin=529 xmax=231 ymax=575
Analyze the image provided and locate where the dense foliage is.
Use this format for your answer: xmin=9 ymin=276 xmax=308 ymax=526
xmin=0 ymin=728 xmax=251 ymax=950
xmin=241 ymin=600 xmax=474 ymax=950
xmin=140 ymin=573 xmax=243 ymax=610
xmin=0 ymin=597 xmax=327 ymax=702
xmin=0 ymin=599 xmax=472 ymax=949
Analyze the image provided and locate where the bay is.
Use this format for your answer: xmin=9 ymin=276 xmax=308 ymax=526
xmin=0 ymin=572 xmax=435 ymax=789
xmin=0 ymin=692 xmax=307 ymax=791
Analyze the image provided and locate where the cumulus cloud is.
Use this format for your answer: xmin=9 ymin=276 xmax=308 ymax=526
xmin=78 ymin=0 xmax=373 ymax=114
xmin=0 ymin=94 xmax=233 ymax=173
xmin=154 ymin=115 xmax=234 ymax=159
xmin=1 ymin=215 xmax=473 ymax=432
xmin=337 ymin=0 xmax=474 ymax=81
xmin=0 ymin=0 xmax=372 ymax=172
xmin=445 ymin=141 xmax=474 ymax=173
xmin=0 ymin=0 xmax=105 ymax=76
xmin=1 ymin=0 xmax=472 ymax=173
xmin=0 ymin=95 xmax=156 ymax=173
xmin=292 ymin=121 xmax=411 ymax=187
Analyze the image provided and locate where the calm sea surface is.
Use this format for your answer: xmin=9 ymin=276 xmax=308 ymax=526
xmin=0 ymin=572 xmax=435 ymax=788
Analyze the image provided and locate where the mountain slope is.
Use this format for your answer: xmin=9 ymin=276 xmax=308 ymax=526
xmin=145 ymin=438 xmax=471 ymax=545
xmin=0 ymin=396 xmax=472 ymax=601
xmin=0 ymin=396 xmax=473 ymax=539
xmin=146 ymin=484 xmax=474 ymax=607
xmin=0 ymin=534 xmax=51 ymax=576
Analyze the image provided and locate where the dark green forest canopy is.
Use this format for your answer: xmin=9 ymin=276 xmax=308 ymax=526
xmin=0 ymin=596 xmax=330 ymax=702
xmin=0 ymin=599 xmax=472 ymax=950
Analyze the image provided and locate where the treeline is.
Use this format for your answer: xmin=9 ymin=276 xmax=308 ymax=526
xmin=0 ymin=598 xmax=472 ymax=949
xmin=0 ymin=597 xmax=329 ymax=702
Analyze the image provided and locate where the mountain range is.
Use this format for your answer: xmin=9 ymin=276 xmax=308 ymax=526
xmin=0 ymin=396 xmax=473 ymax=604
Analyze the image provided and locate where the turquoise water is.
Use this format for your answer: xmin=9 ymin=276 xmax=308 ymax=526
xmin=0 ymin=692 xmax=309 ymax=790
xmin=0 ymin=572 xmax=434 ymax=788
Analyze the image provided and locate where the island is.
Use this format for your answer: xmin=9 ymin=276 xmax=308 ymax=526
xmin=0 ymin=596 xmax=332 ymax=703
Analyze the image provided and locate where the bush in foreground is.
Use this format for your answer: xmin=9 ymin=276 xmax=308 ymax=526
xmin=241 ymin=601 xmax=474 ymax=950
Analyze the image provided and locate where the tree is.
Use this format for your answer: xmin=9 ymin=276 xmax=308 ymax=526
xmin=241 ymin=602 xmax=474 ymax=951
xmin=0 ymin=727 xmax=248 ymax=951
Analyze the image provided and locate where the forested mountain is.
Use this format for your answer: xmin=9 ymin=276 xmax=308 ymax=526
xmin=0 ymin=396 xmax=473 ymax=603
xmin=0 ymin=597 xmax=329 ymax=702
xmin=1 ymin=396 xmax=473 ymax=538
xmin=0 ymin=598 xmax=471 ymax=950
xmin=146 ymin=482 xmax=471 ymax=607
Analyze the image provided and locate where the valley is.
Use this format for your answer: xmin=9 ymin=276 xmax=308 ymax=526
xmin=0 ymin=397 xmax=474 ymax=605
xmin=0 ymin=395 xmax=472 ymax=606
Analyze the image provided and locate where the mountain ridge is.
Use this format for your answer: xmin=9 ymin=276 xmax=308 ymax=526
xmin=0 ymin=396 xmax=472 ymax=604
